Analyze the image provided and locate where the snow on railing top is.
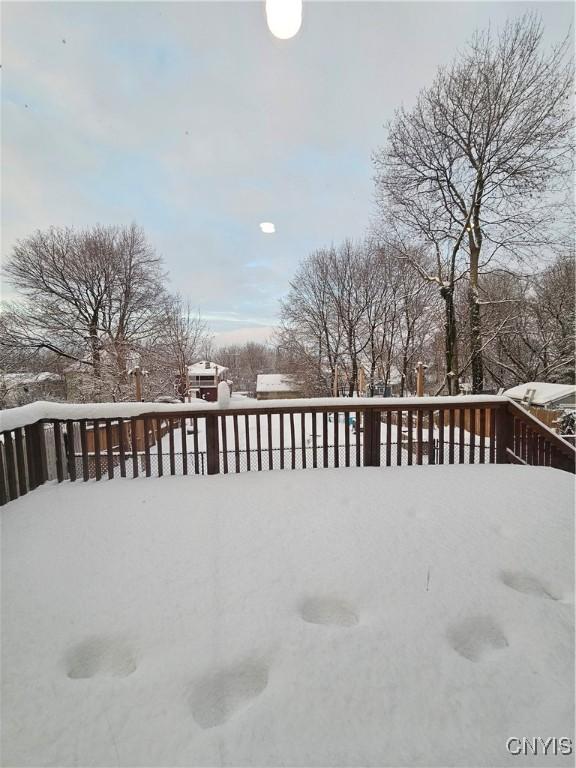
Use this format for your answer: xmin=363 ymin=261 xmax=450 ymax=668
xmin=0 ymin=395 xmax=511 ymax=433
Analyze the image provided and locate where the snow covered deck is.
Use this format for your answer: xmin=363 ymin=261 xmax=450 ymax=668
xmin=2 ymin=464 xmax=574 ymax=767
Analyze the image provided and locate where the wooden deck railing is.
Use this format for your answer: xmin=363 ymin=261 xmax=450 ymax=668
xmin=1 ymin=398 xmax=574 ymax=505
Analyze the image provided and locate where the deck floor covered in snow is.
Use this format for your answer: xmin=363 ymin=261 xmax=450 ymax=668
xmin=2 ymin=465 xmax=574 ymax=767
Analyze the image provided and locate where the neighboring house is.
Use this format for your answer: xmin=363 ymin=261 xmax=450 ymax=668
xmin=372 ymin=365 xmax=403 ymax=397
xmin=256 ymin=374 xmax=302 ymax=400
xmin=0 ymin=372 xmax=65 ymax=408
xmin=504 ymin=382 xmax=576 ymax=410
xmin=184 ymin=361 xmax=230 ymax=402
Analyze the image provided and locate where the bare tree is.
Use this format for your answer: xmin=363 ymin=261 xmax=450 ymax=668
xmin=375 ymin=13 xmax=573 ymax=392
xmin=2 ymin=223 xmax=168 ymax=401
xmin=142 ymin=296 xmax=211 ymax=399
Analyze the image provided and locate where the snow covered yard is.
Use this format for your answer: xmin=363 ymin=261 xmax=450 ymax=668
xmin=1 ymin=465 xmax=574 ymax=767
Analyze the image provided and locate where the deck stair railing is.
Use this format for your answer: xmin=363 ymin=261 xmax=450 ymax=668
xmin=1 ymin=397 xmax=574 ymax=505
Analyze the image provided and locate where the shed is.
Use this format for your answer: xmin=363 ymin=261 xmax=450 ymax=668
xmin=256 ymin=374 xmax=302 ymax=400
xmin=504 ymin=382 xmax=576 ymax=410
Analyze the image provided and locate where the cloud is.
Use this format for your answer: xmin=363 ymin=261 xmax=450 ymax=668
xmin=2 ymin=0 xmax=571 ymax=336
xmin=213 ymin=325 xmax=277 ymax=348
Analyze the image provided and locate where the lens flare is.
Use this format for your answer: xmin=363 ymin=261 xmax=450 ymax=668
xmin=265 ymin=0 xmax=302 ymax=40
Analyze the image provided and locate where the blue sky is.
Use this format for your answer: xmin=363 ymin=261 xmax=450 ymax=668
xmin=2 ymin=1 xmax=572 ymax=345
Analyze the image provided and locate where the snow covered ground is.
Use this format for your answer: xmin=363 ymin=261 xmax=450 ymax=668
xmin=2 ymin=465 xmax=574 ymax=767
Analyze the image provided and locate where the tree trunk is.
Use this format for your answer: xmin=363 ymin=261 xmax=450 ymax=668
xmin=440 ymin=285 xmax=459 ymax=395
xmin=348 ymin=354 xmax=358 ymax=397
xmin=469 ymin=244 xmax=484 ymax=393
xmin=89 ymin=320 xmax=101 ymax=378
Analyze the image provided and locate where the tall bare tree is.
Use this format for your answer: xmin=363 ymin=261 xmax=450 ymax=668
xmin=2 ymin=223 xmax=168 ymax=400
xmin=375 ymin=13 xmax=574 ymax=392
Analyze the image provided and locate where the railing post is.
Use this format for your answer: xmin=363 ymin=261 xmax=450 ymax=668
xmin=30 ymin=422 xmax=48 ymax=486
xmin=206 ymin=415 xmax=220 ymax=475
xmin=495 ymin=405 xmax=514 ymax=464
xmin=363 ymin=409 xmax=381 ymax=467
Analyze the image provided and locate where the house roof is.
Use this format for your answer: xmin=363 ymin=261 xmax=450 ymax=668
xmin=187 ymin=361 xmax=228 ymax=376
xmin=1 ymin=372 xmax=62 ymax=388
xmin=256 ymin=374 xmax=300 ymax=393
xmin=504 ymin=382 xmax=576 ymax=406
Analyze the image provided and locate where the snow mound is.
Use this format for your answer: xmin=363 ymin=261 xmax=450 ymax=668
xmin=1 ymin=465 xmax=574 ymax=767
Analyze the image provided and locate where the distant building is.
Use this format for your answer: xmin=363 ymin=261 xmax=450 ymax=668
xmin=0 ymin=372 xmax=65 ymax=408
xmin=184 ymin=361 xmax=230 ymax=402
xmin=372 ymin=365 xmax=403 ymax=397
xmin=504 ymin=382 xmax=576 ymax=410
xmin=256 ymin=374 xmax=302 ymax=400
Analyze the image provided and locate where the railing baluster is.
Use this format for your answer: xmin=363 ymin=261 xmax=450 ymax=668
xmin=438 ymin=409 xmax=445 ymax=464
xmin=143 ymin=417 xmax=151 ymax=477
xmin=156 ymin=418 xmax=163 ymax=477
xmin=181 ymin=418 xmax=188 ymax=476
xmin=427 ymin=409 xmax=434 ymax=465
xmin=205 ymin=415 xmax=219 ymax=475
xmin=256 ymin=415 xmax=262 ymax=471
xmin=343 ymin=412 xmax=352 ymax=464
xmin=386 ymin=411 xmax=392 ymax=467
xmin=267 ymin=413 xmax=273 ymax=470
xmin=25 ymin=424 xmax=36 ymax=489
xmin=416 ymin=410 xmax=423 ymax=465
xmin=117 ymin=419 xmax=126 ymax=478
xmin=489 ymin=408 xmax=496 ymax=463
xmin=322 ymin=412 xmax=329 ymax=468
xmin=407 ymin=410 xmax=413 ymax=466
xmin=290 ymin=413 xmax=296 ymax=469
xmin=279 ymin=414 xmax=285 ymax=470
xmin=333 ymin=412 xmax=339 ymax=468
xmin=245 ymin=415 xmax=251 ymax=471
xmin=479 ymin=409 xmax=486 ymax=464
xmin=93 ymin=420 xmax=102 ymax=481
xmin=105 ymin=420 xmax=114 ymax=479
xmin=301 ymin=412 xmax=306 ymax=469
xmin=221 ymin=416 xmax=228 ymax=474
xmin=193 ymin=417 xmax=199 ymax=474
xmin=312 ymin=412 xmax=318 ymax=468
xmin=544 ymin=439 xmax=551 ymax=467
xmin=233 ymin=415 xmax=240 ymax=473
xmin=397 ymin=409 xmax=402 ymax=466
xmin=65 ymin=421 xmax=77 ymax=482
xmin=80 ymin=421 xmax=89 ymax=481
xmin=355 ymin=411 xmax=361 ymax=467
xmin=169 ymin=418 xmax=176 ymax=476
xmin=131 ymin=418 xmax=139 ymax=478
xmin=458 ymin=408 xmax=465 ymax=464
xmin=53 ymin=420 xmax=64 ymax=482
xmin=469 ymin=409 xmax=476 ymax=464
xmin=5 ymin=432 xmax=18 ymax=500
xmin=448 ymin=409 xmax=454 ymax=464
xmin=0 ymin=445 xmax=7 ymax=505
xmin=14 ymin=427 xmax=27 ymax=494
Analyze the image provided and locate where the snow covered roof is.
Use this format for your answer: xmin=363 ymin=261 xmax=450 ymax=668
xmin=256 ymin=374 xmax=300 ymax=393
xmin=504 ymin=382 xmax=576 ymax=406
xmin=187 ymin=361 xmax=228 ymax=376
xmin=1 ymin=372 xmax=62 ymax=388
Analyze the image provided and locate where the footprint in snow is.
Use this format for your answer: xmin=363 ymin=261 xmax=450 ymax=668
xmin=299 ymin=596 xmax=359 ymax=627
xmin=65 ymin=636 xmax=137 ymax=679
xmin=189 ymin=659 xmax=268 ymax=729
xmin=447 ymin=616 xmax=508 ymax=662
xmin=500 ymin=570 xmax=561 ymax=601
